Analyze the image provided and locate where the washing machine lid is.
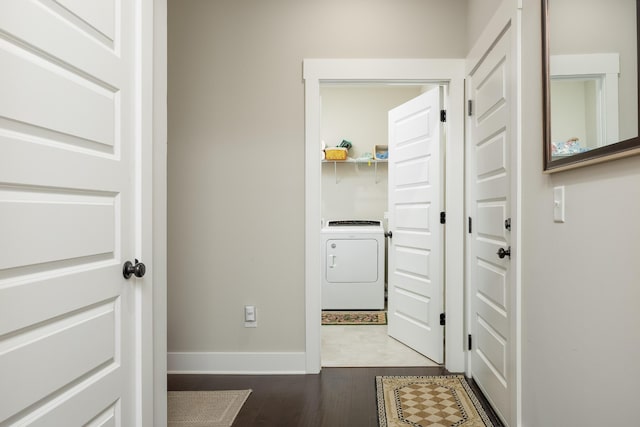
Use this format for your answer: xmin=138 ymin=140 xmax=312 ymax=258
xmin=323 ymin=219 xmax=384 ymax=234
xmin=326 ymin=220 xmax=381 ymax=227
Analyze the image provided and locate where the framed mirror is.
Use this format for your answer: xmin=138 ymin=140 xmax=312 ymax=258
xmin=543 ymin=0 xmax=640 ymax=172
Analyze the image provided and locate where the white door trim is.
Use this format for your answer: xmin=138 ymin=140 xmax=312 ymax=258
xmin=151 ymin=0 xmax=168 ymax=425
xmin=140 ymin=0 xmax=165 ymax=425
xmin=303 ymin=59 xmax=465 ymax=374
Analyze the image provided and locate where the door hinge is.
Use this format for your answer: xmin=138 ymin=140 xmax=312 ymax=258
xmin=439 ymin=313 xmax=446 ymax=326
xmin=505 ymin=218 xmax=511 ymax=231
xmin=467 ymin=99 xmax=473 ymax=116
xmin=468 ymin=217 xmax=472 ymax=234
xmin=440 ymin=109 xmax=447 ymax=123
xmin=440 ymin=211 xmax=446 ymax=224
xmin=468 ymin=334 xmax=472 ymax=350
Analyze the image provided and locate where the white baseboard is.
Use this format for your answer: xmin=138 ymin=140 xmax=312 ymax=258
xmin=167 ymin=352 xmax=307 ymax=374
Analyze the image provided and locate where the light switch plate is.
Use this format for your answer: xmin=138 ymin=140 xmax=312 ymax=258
xmin=553 ymin=186 xmax=565 ymax=223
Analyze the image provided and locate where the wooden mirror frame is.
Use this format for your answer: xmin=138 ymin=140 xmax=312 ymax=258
xmin=542 ymin=0 xmax=640 ymax=172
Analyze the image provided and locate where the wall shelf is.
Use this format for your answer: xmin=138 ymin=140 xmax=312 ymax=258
xmin=322 ymin=158 xmax=388 ymax=184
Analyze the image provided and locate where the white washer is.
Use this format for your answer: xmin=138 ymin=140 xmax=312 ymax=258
xmin=321 ymin=220 xmax=385 ymax=310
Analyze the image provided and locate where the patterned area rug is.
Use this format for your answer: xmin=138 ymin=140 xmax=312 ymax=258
xmin=321 ymin=310 xmax=387 ymax=325
xmin=168 ymin=390 xmax=251 ymax=427
xmin=376 ymin=375 xmax=495 ymax=427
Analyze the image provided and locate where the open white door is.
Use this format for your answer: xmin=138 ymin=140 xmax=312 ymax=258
xmin=0 ymin=1 xmax=150 ymax=424
xmin=387 ymin=88 xmax=444 ymax=364
xmin=467 ymin=26 xmax=514 ymax=426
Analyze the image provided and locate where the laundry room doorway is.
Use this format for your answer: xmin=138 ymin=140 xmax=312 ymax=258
xmin=319 ymin=83 xmax=442 ymax=368
xmin=304 ymin=59 xmax=466 ymax=375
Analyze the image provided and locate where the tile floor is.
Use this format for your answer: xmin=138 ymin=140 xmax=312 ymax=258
xmin=321 ymin=324 xmax=439 ymax=367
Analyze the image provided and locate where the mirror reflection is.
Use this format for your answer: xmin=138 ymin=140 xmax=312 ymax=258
xmin=547 ymin=0 xmax=638 ymax=160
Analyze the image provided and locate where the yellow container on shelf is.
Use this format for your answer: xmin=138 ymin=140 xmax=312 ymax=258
xmin=325 ymin=147 xmax=348 ymax=161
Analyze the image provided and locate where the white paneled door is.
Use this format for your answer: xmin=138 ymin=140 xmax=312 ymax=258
xmin=467 ymin=26 xmax=514 ymax=426
xmin=0 ymin=1 xmax=149 ymax=425
xmin=387 ymin=88 xmax=444 ymax=364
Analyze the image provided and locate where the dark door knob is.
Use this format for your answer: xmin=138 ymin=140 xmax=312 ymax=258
xmin=496 ymin=247 xmax=511 ymax=259
xmin=123 ymin=259 xmax=146 ymax=279
xmin=385 ymin=231 xmax=393 ymax=238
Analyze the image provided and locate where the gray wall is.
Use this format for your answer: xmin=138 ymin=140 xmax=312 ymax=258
xmin=467 ymin=0 xmax=502 ymax=48
xmin=167 ymin=0 xmax=468 ymax=353
xmin=521 ymin=2 xmax=640 ymax=425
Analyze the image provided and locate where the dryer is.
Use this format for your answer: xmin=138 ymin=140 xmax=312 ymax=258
xmin=321 ymin=220 xmax=385 ymax=310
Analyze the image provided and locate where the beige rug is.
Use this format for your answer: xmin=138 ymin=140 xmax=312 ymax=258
xmin=376 ymin=375 xmax=494 ymax=427
xmin=321 ymin=310 xmax=387 ymax=325
xmin=168 ymin=390 xmax=251 ymax=427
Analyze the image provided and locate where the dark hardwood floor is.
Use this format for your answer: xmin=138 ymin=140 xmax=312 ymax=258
xmin=168 ymin=366 xmax=503 ymax=427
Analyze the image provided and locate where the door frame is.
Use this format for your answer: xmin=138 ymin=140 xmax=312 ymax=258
xmin=151 ymin=0 xmax=168 ymax=425
xmin=303 ymin=59 xmax=465 ymax=374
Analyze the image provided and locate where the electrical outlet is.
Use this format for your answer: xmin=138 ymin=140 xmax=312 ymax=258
xmin=244 ymin=305 xmax=257 ymax=328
